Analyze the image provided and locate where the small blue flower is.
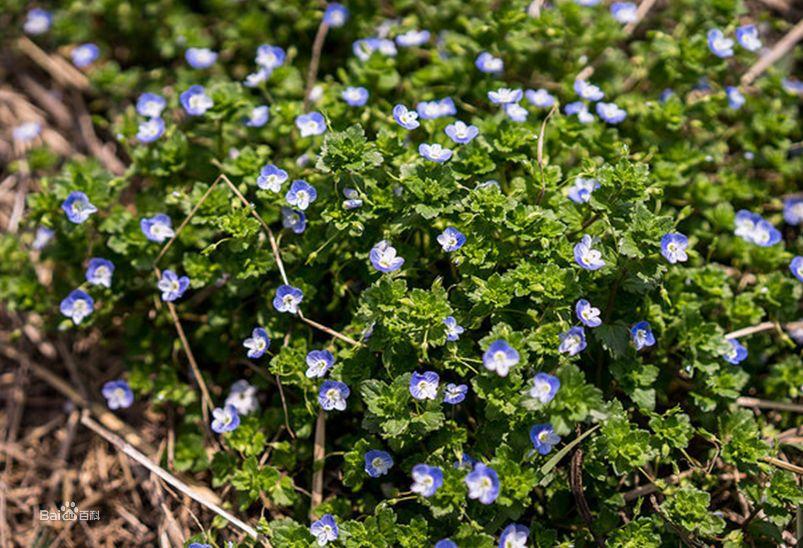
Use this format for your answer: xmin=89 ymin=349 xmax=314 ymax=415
xmin=437 ymin=227 xmax=466 ymax=252
xmin=419 ymin=143 xmax=453 ymax=162
xmin=498 ymin=524 xmax=530 ymax=548
xmin=596 ymin=102 xmax=627 ymax=124
xmin=185 ymin=47 xmax=217 ymax=69
xmin=310 ymin=514 xmax=339 ymax=546
xmin=660 ymin=88 xmax=675 ymax=102
xmin=323 ymin=3 xmax=349 ymax=27
xmin=735 ymin=24 xmax=762 ymax=52
xmin=71 ymin=43 xmax=100 ymax=68
xmin=411 ymin=464 xmax=443 ymax=497
xmin=567 ymin=177 xmax=600 ymax=204
xmin=370 ymin=240 xmax=405 ymax=272
xmin=444 ymin=121 xmax=479 ymax=144
xmin=610 ymin=2 xmax=637 ymax=23
xmin=102 ymin=380 xmax=133 ymax=409
xmin=505 ymin=103 xmax=528 ymax=122
xmin=734 ymin=210 xmax=781 ymax=246
xmin=256 ymin=164 xmax=288 ymax=192
xmin=565 ymin=101 xmax=595 ymax=123
xmin=318 ymin=380 xmax=350 ymax=411
xmin=140 ymin=214 xmax=175 ymax=243
xmin=465 ymin=463 xmax=499 ymax=504
xmin=410 ymin=371 xmax=440 ymax=400
xmin=352 ymin=38 xmax=397 ymax=61
xmin=575 ymin=299 xmax=601 ymax=328
xmin=726 ymin=86 xmax=745 ymax=110
xmin=342 ymin=188 xmax=363 ymax=210
xmin=244 ymin=69 xmax=270 ymax=88
xmin=530 ymin=423 xmax=561 ymax=455
xmin=575 ymin=0 xmax=601 ymax=5
xmin=783 ymin=197 xmax=803 ymax=225
xmin=574 ymin=79 xmax=604 ymax=101
xmin=24 ymin=8 xmax=52 ymax=35
xmin=136 ymin=93 xmax=166 ymax=118
xmin=273 ymin=284 xmax=303 ymax=314
xmin=281 ymin=207 xmax=307 ymax=234
xmin=416 ymin=98 xmax=455 ymax=120
xmin=631 ymin=321 xmax=656 ymax=350
xmin=475 ymin=52 xmax=503 ymax=74
xmin=188 ymin=543 xmax=210 ymax=548
xmin=60 ymin=289 xmax=94 ymax=324
xmin=86 ymin=258 xmax=115 ymax=288
xmin=396 ymin=29 xmax=430 ymax=47
xmin=708 ymin=29 xmax=734 ymax=58
xmin=211 ymin=404 xmax=240 ymax=433
xmin=790 ymin=256 xmax=803 ymax=282
xmin=296 ymin=112 xmax=327 ymax=137
xmin=245 ymin=105 xmax=270 ymax=127
xmin=62 ymin=191 xmax=97 ymax=224
xmin=364 ymin=450 xmax=394 ymax=477
xmin=443 ymin=316 xmax=465 ymax=341
xmin=32 ymin=226 xmax=54 ymax=250
xmin=436 ymin=97 xmax=457 ymax=117
xmin=306 ymin=350 xmax=335 ymax=378
xmin=782 ymin=78 xmax=803 ymax=94
xmin=529 ymin=373 xmax=560 ymax=404
xmin=488 ymin=88 xmax=523 ymax=105
xmin=136 ymin=117 xmax=165 ymax=143
xmin=661 ymin=232 xmax=689 ymax=264
xmin=392 ymin=104 xmax=420 ymax=130
xmin=342 ymin=86 xmax=369 ymax=107
xmin=525 ymin=88 xmax=555 ymax=108
xmin=558 ymin=326 xmax=587 ymax=356
xmin=243 ymin=327 xmax=270 ymax=359
xmin=574 ymin=235 xmax=605 ymax=270
xmin=482 ymin=339 xmax=519 ymax=377
xmin=435 ymin=540 xmax=458 ymax=548
xmin=158 ymin=270 xmax=190 ymax=302
xmin=454 ymin=452 xmax=476 ymax=470
xmin=286 ymin=180 xmax=317 ymax=210
xmin=443 ymin=383 xmax=468 ymax=405
xmin=255 ymin=44 xmax=286 ymax=70
xmin=13 ymin=122 xmax=41 ymax=143
xmin=180 ymin=85 xmax=213 ymax=116
xmin=723 ymin=338 xmax=748 ymax=364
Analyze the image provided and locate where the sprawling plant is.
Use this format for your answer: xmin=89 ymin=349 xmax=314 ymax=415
xmin=3 ymin=0 xmax=802 ymax=546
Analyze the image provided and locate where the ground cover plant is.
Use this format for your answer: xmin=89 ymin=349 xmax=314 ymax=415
xmin=1 ymin=0 xmax=803 ymax=546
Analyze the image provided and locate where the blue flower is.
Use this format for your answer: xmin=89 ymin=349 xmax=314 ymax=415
xmin=342 ymin=86 xmax=369 ymax=107
xmin=306 ymin=350 xmax=335 ymax=378
xmin=734 ymin=210 xmax=781 ymax=246
xmin=342 ymin=188 xmax=363 ymax=210
xmin=631 ymin=321 xmax=656 ymax=350
xmin=13 ymin=122 xmax=41 ymax=144
xmin=318 ymin=380 xmax=350 ymax=411
xmin=226 ymin=380 xmax=259 ymax=416
xmin=525 ymin=88 xmax=555 ymax=108
xmin=574 ymin=79 xmax=604 ymax=101
xmin=256 ymin=164 xmax=288 ymax=192
xmin=245 ymin=105 xmax=270 ymax=127
xmin=790 ymin=256 xmax=803 ymax=282
xmin=286 ymin=180 xmax=317 ymax=210
xmin=436 ymin=97 xmax=457 ymax=117
xmin=323 ymin=3 xmax=349 ymax=27
xmin=610 ymin=2 xmax=637 ymax=23
xmin=488 ymin=88 xmax=523 ymax=105
xmin=188 ymin=544 xmax=210 ymax=548
xmin=565 ymin=101 xmax=595 ymax=123
xmin=416 ymin=98 xmax=455 ymax=119
xmin=281 ymin=207 xmax=307 ymax=234
xmin=24 ymin=8 xmax=52 ymax=35
xmin=505 ymin=103 xmax=528 ymax=122
xmin=370 ymin=240 xmax=405 ymax=272
xmin=255 ymin=44 xmax=286 ymax=70
xmin=482 ymin=339 xmax=520 ymax=377
xmin=136 ymin=93 xmax=166 ymax=118
xmin=443 ymin=383 xmax=468 ymax=405
xmin=32 ymin=226 xmax=54 ymax=250
xmin=443 ymin=316 xmax=465 ymax=341
xmin=454 ymin=452 xmax=476 ymax=470
xmin=499 ymin=524 xmax=530 ymax=548
xmin=437 ymin=227 xmax=466 ymax=252
xmin=530 ymin=423 xmax=561 ymax=455
xmin=273 ymin=284 xmax=304 ymax=314
xmin=243 ymin=327 xmax=270 ymax=359
xmin=244 ymin=69 xmax=270 ymax=87
xmin=661 ymin=232 xmax=689 ymax=264
xmin=444 ymin=121 xmax=479 ymax=144
xmin=411 ymin=464 xmax=443 ymax=497
xmin=782 ymin=78 xmax=803 ymax=94
xmin=396 ymin=29 xmax=430 ymax=47
xmin=574 ymin=235 xmax=605 ymax=270
xmin=735 ymin=24 xmax=762 ymax=52
xmin=475 ymin=52 xmax=503 ymax=74
xmin=660 ymin=88 xmax=675 ymax=102
xmin=86 ymin=258 xmax=115 ymax=288
xmin=575 ymin=299 xmax=602 ymax=328
xmin=783 ymin=197 xmax=803 ymax=225
xmin=211 ymin=405 xmax=240 ymax=433
xmin=158 ymin=270 xmax=190 ymax=302
xmin=465 ymin=463 xmax=499 ymax=504
xmin=576 ymin=0 xmax=601 ymax=5
xmin=364 ymin=450 xmax=394 ymax=477
xmin=62 ymin=191 xmax=97 ymax=224
xmin=185 ymin=47 xmax=217 ymax=69
xmin=60 ymin=289 xmax=94 ymax=324
xmin=310 ymin=514 xmax=339 ymax=546
xmin=435 ymin=540 xmax=457 ymax=548
xmin=567 ymin=177 xmax=600 ymax=204
xmin=419 ymin=143 xmax=453 ymax=162
xmin=140 ymin=214 xmax=175 ymax=243
xmin=136 ymin=117 xmax=165 ymax=143
xmin=71 ymin=43 xmax=100 ymax=68
xmin=180 ymin=85 xmax=213 ymax=116
xmin=392 ymin=104 xmax=420 ymax=129
xmin=410 ymin=371 xmax=440 ymax=400
xmin=723 ymin=338 xmax=748 ymax=364
xmin=352 ymin=38 xmax=397 ymax=61
xmin=708 ymin=29 xmax=734 ymax=58
xmin=558 ymin=326 xmax=587 ymax=356
xmin=596 ymin=102 xmax=627 ymax=124
xmin=529 ymin=373 xmax=560 ymax=404
xmin=726 ymin=86 xmax=745 ymax=110
xmin=296 ymin=112 xmax=327 ymax=137
xmin=102 ymin=380 xmax=133 ymax=410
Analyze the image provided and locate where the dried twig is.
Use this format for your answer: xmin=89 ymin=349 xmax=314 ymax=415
xmin=310 ymin=410 xmax=326 ymax=518
xmin=536 ymin=104 xmax=558 ymax=205
xmin=762 ymin=455 xmax=803 ymax=476
xmin=737 ymin=397 xmax=803 ymax=414
xmin=623 ymin=0 xmax=660 ymax=35
xmin=303 ymin=21 xmax=330 ymax=111
xmin=725 ymin=321 xmax=779 ymax=339
xmin=569 ymin=432 xmax=605 ymax=547
xmin=742 ymin=19 xmax=803 ymax=86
